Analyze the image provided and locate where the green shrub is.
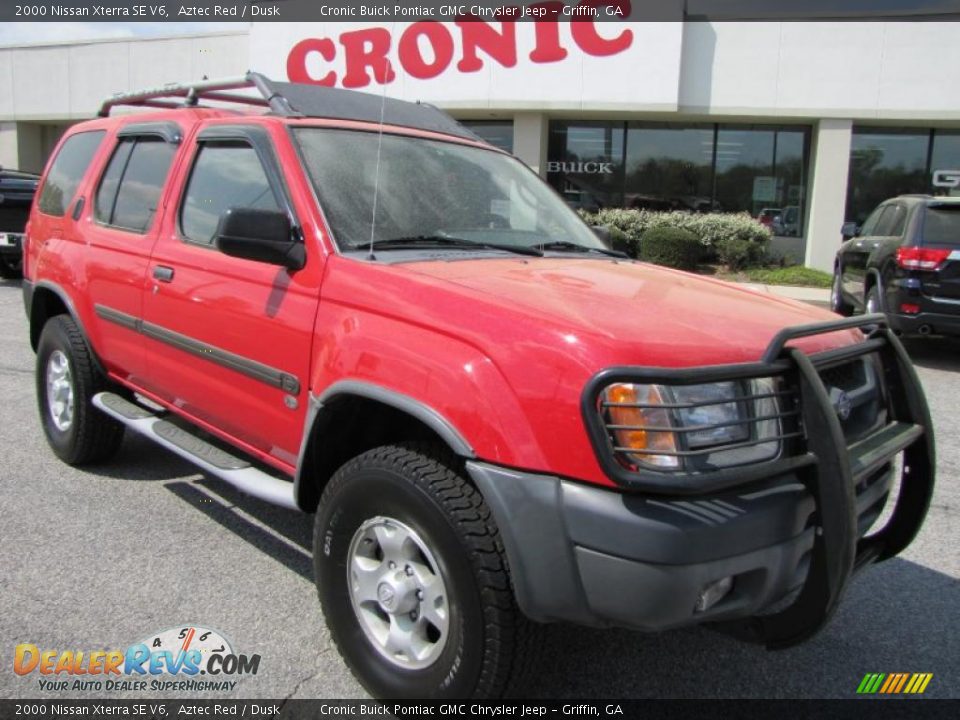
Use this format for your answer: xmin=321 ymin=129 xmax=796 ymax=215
xmin=578 ymin=208 xmax=771 ymax=263
xmin=716 ymin=236 xmax=767 ymax=270
xmin=639 ymin=227 xmax=702 ymax=270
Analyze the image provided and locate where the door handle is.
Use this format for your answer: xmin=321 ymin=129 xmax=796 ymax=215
xmin=153 ymin=265 xmax=175 ymax=282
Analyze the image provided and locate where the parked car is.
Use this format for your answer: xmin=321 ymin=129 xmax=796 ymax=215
xmin=23 ymin=74 xmax=934 ymax=699
xmin=832 ymin=195 xmax=960 ymax=337
xmin=0 ymin=167 xmax=39 ymax=279
xmin=757 ymin=207 xmax=782 ymax=231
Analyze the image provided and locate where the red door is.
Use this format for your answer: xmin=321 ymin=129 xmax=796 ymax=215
xmin=139 ymin=122 xmax=323 ymax=471
xmin=80 ymin=124 xmax=183 ymax=385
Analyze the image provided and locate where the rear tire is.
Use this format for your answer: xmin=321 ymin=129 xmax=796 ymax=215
xmin=314 ymin=442 xmax=538 ymax=699
xmin=831 ymin=268 xmax=853 ymax=316
xmin=36 ymin=315 xmax=125 ymax=465
xmin=0 ymin=255 xmax=21 ymax=279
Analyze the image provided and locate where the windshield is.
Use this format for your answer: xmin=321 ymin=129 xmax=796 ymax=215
xmin=922 ymin=206 xmax=960 ymax=246
xmin=292 ymin=128 xmax=606 ymax=253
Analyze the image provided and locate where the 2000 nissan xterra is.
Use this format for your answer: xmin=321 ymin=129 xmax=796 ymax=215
xmin=22 ymin=74 xmax=935 ymax=699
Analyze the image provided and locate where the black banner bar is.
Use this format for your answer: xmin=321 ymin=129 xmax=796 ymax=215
xmin=1 ymin=699 xmax=957 ymax=719
xmin=4 ymin=0 xmax=960 ymax=23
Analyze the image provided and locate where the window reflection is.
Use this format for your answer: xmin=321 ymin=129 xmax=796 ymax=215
xmin=547 ymin=121 xmax=810 ymax=236
xmin=846 ymin=129 xmax=929 ymax=225
xmin=460 ymin=121 xmax=514 ymax=154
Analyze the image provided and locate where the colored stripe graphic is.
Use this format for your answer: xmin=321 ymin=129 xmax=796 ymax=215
xmin=857 ymin=673 xmax=933 ymax=694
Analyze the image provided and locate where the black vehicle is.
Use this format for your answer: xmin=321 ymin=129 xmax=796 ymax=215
xmin=0 ymin=167 xmax=40 ymax=279
xmin=832 ymin=195 xmax=960 ymax=337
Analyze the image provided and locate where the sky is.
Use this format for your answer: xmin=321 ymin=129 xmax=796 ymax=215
xmin=0 ymin=22 xmax=241 ymax=46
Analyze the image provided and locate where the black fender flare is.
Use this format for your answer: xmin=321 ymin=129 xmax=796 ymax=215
xmin=293 ymin=380 xmax=476 ymax=510
xmin=28 ymin=280 xmax=106 ymax=375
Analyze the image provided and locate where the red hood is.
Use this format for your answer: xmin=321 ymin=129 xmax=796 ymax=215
xmin=402 ymin=257 xmax=857 ymax=366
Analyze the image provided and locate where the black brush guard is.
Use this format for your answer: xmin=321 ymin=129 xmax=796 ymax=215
xmin=582 ymin=313 xmax=935 ymax=649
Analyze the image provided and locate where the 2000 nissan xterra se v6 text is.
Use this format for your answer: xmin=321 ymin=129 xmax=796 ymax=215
xmin=22 ymin=75 xmax=935 ymax=699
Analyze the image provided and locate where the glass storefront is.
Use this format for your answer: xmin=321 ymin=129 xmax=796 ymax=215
xmin=845 ymin=127 xmax=960 ymax=225
xmin=460 ymin=120 xmax=514 ymax=153
xmin=547 ymin=120 xmax=810 ymax=236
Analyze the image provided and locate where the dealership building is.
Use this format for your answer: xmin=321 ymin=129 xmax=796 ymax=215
xmin=1 ymin=18 xmax=958 ymax=271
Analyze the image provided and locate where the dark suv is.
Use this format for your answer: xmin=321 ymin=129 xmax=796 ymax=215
xmin=832 ymin=195 xmax=960 ymax=337
xmin=0 ymin=167 xmax=40 ymax=279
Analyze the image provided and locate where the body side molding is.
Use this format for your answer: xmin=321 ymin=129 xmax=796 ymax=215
xmin=94 ymin=303 xmax=301 ymax=394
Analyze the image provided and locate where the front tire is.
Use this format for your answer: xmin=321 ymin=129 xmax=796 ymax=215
xmin=36 ymin=315 xmax=124 ymax=465
xmin=314 ymin=443 xmax=537 ymax=699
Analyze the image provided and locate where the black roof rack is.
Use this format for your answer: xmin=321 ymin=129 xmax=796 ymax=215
xmin=98 ymin=72 xmax=481 ymax=142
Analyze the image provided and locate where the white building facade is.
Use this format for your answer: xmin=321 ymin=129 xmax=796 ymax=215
xmin=1 ymin=20 xmax=958 ymax=271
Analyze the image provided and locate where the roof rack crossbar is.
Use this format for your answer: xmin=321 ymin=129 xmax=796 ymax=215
xmin=96 ymin=72 xmax=478 ymax=143
xmin=98 ymin=72 xmax=278 ymax=117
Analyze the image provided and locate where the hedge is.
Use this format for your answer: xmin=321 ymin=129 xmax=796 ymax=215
xmin=638 ymin=227 xmax=702 ymax=270
xmin=580 ymin=208 xmax=771 ymax=265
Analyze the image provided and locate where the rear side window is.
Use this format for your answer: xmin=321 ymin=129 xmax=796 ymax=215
xmin=95 ymin=137 xmax=177 ymax=233
xmin=875 ymin=204 xmax=907 ymax=237
xmin=37 ymin=131 xmax=106 ymax=217
xmin=859 ymin=205 xmax=886 ymax=236
xmin=180 ymin=143 xmax=280 ymax=246
xmin=922 ymin=207 xmax=960 ymax=246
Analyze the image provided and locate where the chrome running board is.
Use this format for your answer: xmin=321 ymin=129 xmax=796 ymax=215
xmin=93 ymin=392 xmax=297 ymax=510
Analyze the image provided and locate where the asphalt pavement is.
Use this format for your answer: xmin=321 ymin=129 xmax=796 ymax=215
xmin=1 ymin=278 xmax=957 ymax=700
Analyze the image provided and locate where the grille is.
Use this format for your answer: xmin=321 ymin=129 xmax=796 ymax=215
xmin=817 ymin=356 xmax=886 ymax=444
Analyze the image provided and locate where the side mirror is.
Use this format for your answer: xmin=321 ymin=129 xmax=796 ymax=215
xmin=215 ymin=207 xmax=305 ymax=271
xmin=841 ymin=222 xmax=860 ymax=240
xmin=591 ymin=225 xmax=612 ymax=247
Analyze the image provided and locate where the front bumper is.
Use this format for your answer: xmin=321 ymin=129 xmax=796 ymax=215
xmin=467 ymin=460 xmax=892 ymax=633
xmin=470 ymin=315 xmax=934 ymax=648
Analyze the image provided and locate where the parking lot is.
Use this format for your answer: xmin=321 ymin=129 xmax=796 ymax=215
xmin=1 ymin=277 xmax=957 ymax=700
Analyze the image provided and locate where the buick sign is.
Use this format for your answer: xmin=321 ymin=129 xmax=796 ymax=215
xmin=547 ymin=161 xmax=615 ymax=174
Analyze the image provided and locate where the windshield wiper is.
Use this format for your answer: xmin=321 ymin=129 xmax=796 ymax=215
xmin=366 ymin=235 xmax=544 ymax=257
xmin=535 ymin=240 xmax=629 ymax=258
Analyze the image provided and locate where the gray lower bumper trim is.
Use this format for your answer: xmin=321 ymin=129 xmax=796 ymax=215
xmin=466 ymin=461 xmax=819 ymax=630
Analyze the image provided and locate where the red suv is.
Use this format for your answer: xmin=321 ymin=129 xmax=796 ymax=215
xmin=22 ymin=75 xmax=935 ymax=699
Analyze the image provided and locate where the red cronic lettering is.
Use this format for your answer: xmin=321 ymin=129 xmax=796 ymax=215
xmin=340 ymin=28 xmax=396 ymax=89
xmin=398 ymin=22 xmax=455 ymax=80
xmin=571 ymin=1 xmax=633 ymax=56
xmin=528 ymin=3 xmax=568 ymax=63
xmin=455 ymin=20 xmax=517 ymax=72
xmin=286 ymin=38 xmax=337 ymax=87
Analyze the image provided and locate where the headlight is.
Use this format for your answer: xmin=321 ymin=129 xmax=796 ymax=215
xmin=599 ymin=378 xmax=782 ymax=472
xmin=672 ymin=382 xmax=746 ymax=448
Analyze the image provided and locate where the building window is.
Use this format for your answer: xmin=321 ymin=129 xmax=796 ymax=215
xmin=547 ymin=121 xmax=625 ymax=211
xmin=846 ymin=128 xmax=930 ymax=225
xmin=460 ymin=121 xmax=514 ymax=153
xmin=547 ymin=120 xmax=810 ymax=236
xmin=623 ymin=123 xmax=714 ymax=212
xmin=714 ymin=125 xmax=809 ymax=237
xmin=930 ymin=131 xmax=960 ymax=194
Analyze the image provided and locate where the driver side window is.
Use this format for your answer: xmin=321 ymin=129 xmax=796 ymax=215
xmin=180 ymin=141 xmax=280 ymax=246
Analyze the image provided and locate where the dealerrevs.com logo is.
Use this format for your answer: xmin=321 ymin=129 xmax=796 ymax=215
xmin=14 ymin=626 xmax=260 ymax=693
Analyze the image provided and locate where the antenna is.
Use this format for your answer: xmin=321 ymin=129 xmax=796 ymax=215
xmin=367 ymin=22 xmax=396 ymax=261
